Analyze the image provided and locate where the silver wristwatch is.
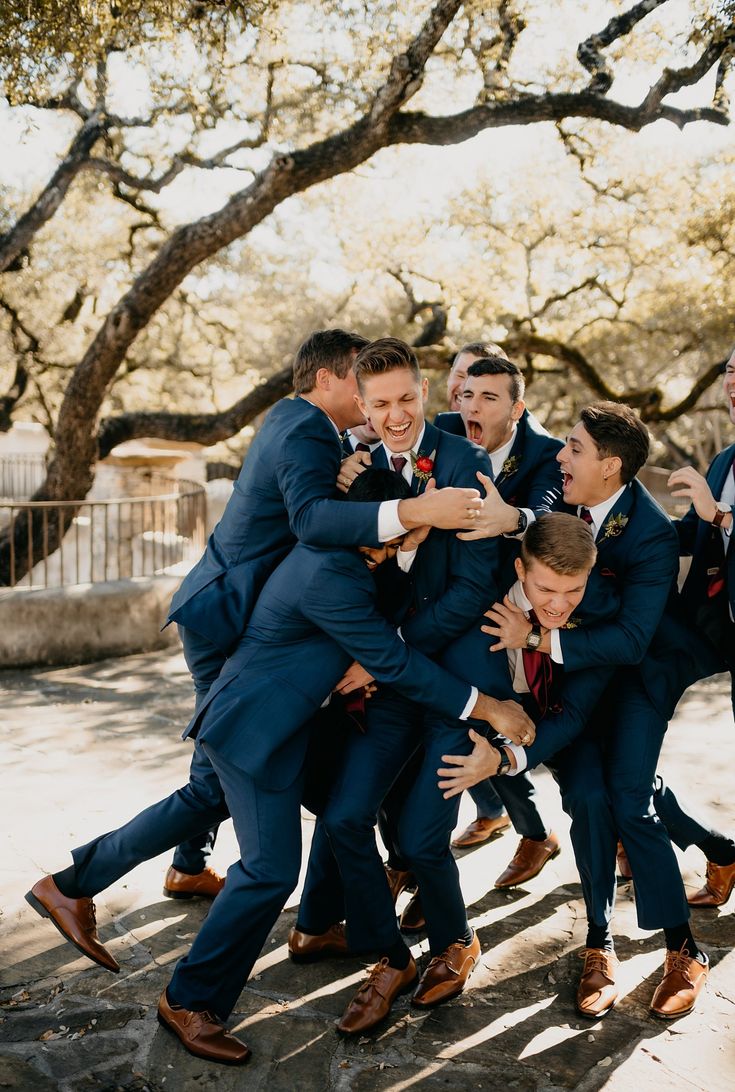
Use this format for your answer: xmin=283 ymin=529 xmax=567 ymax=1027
xmin=525 ymin=624 xmax=542 ymax=651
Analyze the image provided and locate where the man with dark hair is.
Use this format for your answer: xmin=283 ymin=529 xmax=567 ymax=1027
xmin=292 ymin=336 xmax=510 ymax=1034
xmin=27 ymin=467 xmax=533 ymax=1067
xmin=442 ymin=340 xmax=509 ymax=415
xmin=463 ymin=400 xmax=709 ymax=1020
xmin=157 ymin=329 xmax=487 ymax=900
xmin=436 ymin=353 xmax=563 ymax=868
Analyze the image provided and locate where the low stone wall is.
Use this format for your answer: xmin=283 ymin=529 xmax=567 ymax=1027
xmin=0 ymin=574 xmax=183 ymax=668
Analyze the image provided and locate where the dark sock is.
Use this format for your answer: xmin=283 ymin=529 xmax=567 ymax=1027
xmin=697 ymin=833 xmax=735 ymax=867
xmin=385 ymin=940 xmax=411 ymax=970
xmin=295 ymin=922 xmax=329 ymax=936
xmin=524 ymin=831 xmax=549 ymax=842
xmin=664 ymin=924 xmax=702 ymax=961
xmin=52 ymin=866 xmax=84 ymax=900
xmin=585 ymin=923 xmax=614 ymax=951
xmin=460 ymin=927 xmax=473 ymax=947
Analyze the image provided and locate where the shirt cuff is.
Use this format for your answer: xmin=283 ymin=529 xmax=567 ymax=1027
xmin=550 ymin=628 xmax=564 ymax=664
xmin=377 ymin=499 xmax=407 ymax=542
xmin=459 ymin=686 xmax=478 ymax=720
xmin=397 ymin=547 xmax=417 ymax=572
xmin=503 ymin=507 xmax=535 ymax=540
xmin=505 ymin=742 xmax=527 ymax=773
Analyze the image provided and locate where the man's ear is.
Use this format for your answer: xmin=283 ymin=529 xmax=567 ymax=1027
xmin=421 ymin=376 xmax=429 ymax=401
xmin=355 ymin=391 xmax=368 ymax=419
xmin=514 ymin=556 xmax=526 ymax=582
xmin=603 ymin=455 xmax=623 ymax=482
xmin=512 ymin=399 xmax=526 ymax=423
xmin=315 ymin=366 xmax=332 ymax=390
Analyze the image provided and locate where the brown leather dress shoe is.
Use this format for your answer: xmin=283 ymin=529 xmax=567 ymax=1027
xmin=25 ymin=876 xmax=120 ymax=973
xmin=157 ymin=989 xmax=250 ymax=1065
xmin=616 ymin=841 xmax=633 ymax=880
xmin=451 ymin=815 xmax=511 ymax=849
xmin=399 ymin=892 xmax=425 ymax=934
xmin=576 ymin=948 xmax=618 ymax=1019
xmin=494 ymin=832 xmax=560 ymax=888
xmin=288 ymin=922 xmax=349 ymax=963
xmin=163 ymin=866 xmax=225 ymax=900
xmin=412 ymin=931 xmax=481 ymax=1008
xmin=336 ymin=956 xmax=418 ymax=1035
xmin=385 ymin=864 xmax=415 ymax=904
xmin=650 ymin=947 xmax=708 ymax=1019
xmin=687 ymin=860 xmax=735 ymax=907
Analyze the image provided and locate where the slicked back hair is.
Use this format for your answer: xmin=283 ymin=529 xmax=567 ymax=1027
xmin=466 ymin=356 xmax=525 ymax=403
xmin=521 ymin=513 xmax=596 ymax=575
xmin=292 ymin=329 xmax=369 ymax=394
xmin=354 ymin=337 xmax=421 ymax=392
xmin=580 ymin=401 xmax=650 ymax=483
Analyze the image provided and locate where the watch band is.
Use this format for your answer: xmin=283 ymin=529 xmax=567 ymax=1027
xmin=525 ymin=624 xmax=542 ymax=651
xmin=494 ymin=745 xmax=511 ymax=775
xmin=712 ymin=504 xmax=730 ymax=528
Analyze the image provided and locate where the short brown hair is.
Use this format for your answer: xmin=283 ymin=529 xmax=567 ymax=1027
xmin=453 ymin=341 xmax=508 ymax=364
xmin=521 ymin=513 xmax=596 ymax=575
xmin=466 ymin=356 xmax=525 ymax=403
xmin=580 ymin=401 xmax=650 ymax=484
xmin=354 ymin=337 xmax=421 ymax=392
xmin=292 ymin=329 xmax=369 ymax=394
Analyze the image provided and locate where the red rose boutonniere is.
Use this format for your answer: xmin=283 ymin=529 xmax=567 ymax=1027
xmin=411 ymin=449 xmax=436 ymax=483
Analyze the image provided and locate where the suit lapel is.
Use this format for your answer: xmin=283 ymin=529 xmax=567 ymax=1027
xmin=595 ymin=484 xmax=634 ymax=550
xmin=494 ymin=417 xmax=525 ymax=490
xmin=411 ymin=421 xmax=440 ymax=495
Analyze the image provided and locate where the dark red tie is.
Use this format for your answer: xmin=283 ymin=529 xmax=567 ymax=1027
xmin=579 ymin=507 xmax=594 ymax=526
xmin=354 ymin=442 xmax=370 ymax=452
xmin=521 ymin=609 xmax=557 ymax=718
xmin=391 ymin=455 xmax=408 ymax=475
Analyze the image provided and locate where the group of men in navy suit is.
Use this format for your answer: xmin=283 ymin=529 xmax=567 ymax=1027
xmin=27 ymin=330 xmax=735 ymax=1066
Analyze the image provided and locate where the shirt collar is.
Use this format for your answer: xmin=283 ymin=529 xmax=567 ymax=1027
xmin=508 ymin=579 xmax=532 ymax=615
xmin=346 ymin=431 xmax=381 ymax=452
xmin=580 ymin=484 xmax=627 ymax=536
xmin=488 ymin=426 xmax=518 ymax=478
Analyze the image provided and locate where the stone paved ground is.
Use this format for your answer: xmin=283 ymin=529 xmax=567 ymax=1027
xmin=1 ymin=648 xmax=733 ymax=1091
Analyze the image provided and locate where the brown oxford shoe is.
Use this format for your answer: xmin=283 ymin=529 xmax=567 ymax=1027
xmin=616 ymin=841 xmax=633 ymax=881
xmin=451 ymin=815 xmax=511 ymax=849
xmin=576 ymin=948 xmax=618 ymax=1019
xmin=412 ymin=931 xmax=481 ymax=1008
xmin=25 ymin=875 xmax=120 ymax=973
xmin=494 ymin=832 xmax=560 ymax=888
xmin=337 ymin=956 xmax=418 ymax=1035
xmin=163 ymin=865 xmax=225 ymax=900
xmin=288 ymin=922 xmax=349 ymax=963
xmin=650 ymin=946 xmax=708 ymax=1019
xmin=385 ymin=864 xmax=415 ymax=904
xmin=687 ymin=860 xmax=735 ymax=908
xmin=157 ymin=989 xmax=250 ymax=1065
xmin=399 ymin=891 xmax=426 ymax=934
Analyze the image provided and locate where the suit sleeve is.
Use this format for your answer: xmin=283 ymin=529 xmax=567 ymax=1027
xmin=276 ymin=423 xmax=381 ymax=547
xmin=521 ymin=666 xmax=614 ymax=770
xmin=522 ymin=444 xmax=564 ymax=516
xmin=300 ymin=558 xmax=474 ymax=720
xmin=558 ymin=521 xmax=678 ymax=671
xmin=400 ymin=447 xmax=501 ymax=655
xmin=674 ymin=503 xmax=699 ymax=556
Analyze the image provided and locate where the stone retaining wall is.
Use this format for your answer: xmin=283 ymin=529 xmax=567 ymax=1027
xmin=0 ymin=575 xmax=182 ymax=668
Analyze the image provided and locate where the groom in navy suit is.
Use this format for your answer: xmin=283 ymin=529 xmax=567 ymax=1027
xmin=161 ymin=329 xmax=487 ymax=899
xmin=27 ymin=467 xmax=534 ymax=1066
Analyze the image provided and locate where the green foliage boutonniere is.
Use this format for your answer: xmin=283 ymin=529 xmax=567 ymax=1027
xmin=411 ymin=448 xmax=436 ymax=483
xmin=601 ymin=513 xmax=629 ymax=540
xmin=500 ymin=454 xmax=520 ymax=477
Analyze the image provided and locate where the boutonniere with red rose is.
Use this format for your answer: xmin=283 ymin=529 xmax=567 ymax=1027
xmin=411 ymin=448 xmax=436 ymax=483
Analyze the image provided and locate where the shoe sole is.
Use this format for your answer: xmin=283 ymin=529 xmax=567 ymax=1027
xmin=156 ymin=1011 xmax=250 ymax=1065
xmin=24 ymin=890 xmax=120 ymax=974
xmin=649 ymin=1000 xmax=698 ymax=1020
xmin=412 ymin=961 xmax=480 ymax=1009
xmin=288 ymin=948 xmax=351 ymax=964
xmin=335 ymin=972 xmax=419 ymax=1037
xmin=162 ymin=888 xmax=219 ymax=901
xmin=494 ymin=847 xmax=561 ymax=889
xmin=576 ymin=999 xmax=616 ymax=1020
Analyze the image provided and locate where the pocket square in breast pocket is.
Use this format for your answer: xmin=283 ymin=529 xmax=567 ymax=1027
xmin=600 ymin=568 xmax=617 ymax=578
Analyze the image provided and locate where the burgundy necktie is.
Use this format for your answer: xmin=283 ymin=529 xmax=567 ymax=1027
xmin=391 ymin=455 xmax=408 ymax=475
xmin=579 ymin=507 xmax=594 ymax=526
xmin=521 ymin=609 xmax=557 ymax=718
xmin=354 ymin=442 xmax=370 ymax=452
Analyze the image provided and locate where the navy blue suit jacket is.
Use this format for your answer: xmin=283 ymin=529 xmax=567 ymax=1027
xmin=186 ymin=545 xmax=476 ymax=790
xmin=435 ymin=409 xmax=563 ymax=513
xmin=677 ymin=442 xmax=735 ymax=618
xmin=168 ymin=398 xmax=382 ymax=654
xmin=554 ymin=480 xmax=679 ymax=673
xmin=373 ymin=421 xmax=501 ymax=656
